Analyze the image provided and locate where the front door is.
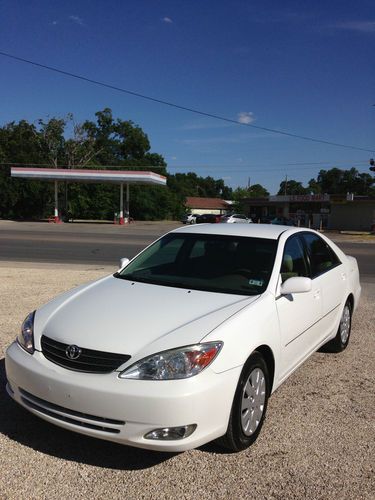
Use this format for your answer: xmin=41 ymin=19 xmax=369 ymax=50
xmin=276 ymin=235 xmax=323 ymax=382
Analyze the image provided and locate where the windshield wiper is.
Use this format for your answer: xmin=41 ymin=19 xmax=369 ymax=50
xmin=115 ymin=273 xmax=151 ymax=283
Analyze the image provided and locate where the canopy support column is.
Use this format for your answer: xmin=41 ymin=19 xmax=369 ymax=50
xmin=125 ymin=183 xmax=130 ymax=223
xmin=54 ymin=181 xmax=61 ymax=223
xmin=119 ymin=182 xmax=124 ymax=225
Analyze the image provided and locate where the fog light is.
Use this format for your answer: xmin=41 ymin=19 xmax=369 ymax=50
xmin=144 ymin=424 xmax=197 ymax=441
xmin=6 ymin=381 xmax=14 ymax=395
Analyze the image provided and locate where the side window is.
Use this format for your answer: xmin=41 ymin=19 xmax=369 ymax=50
xmin=302 ymin=233 xmax=341 ymax=278
xmin=281 ymin=236 xmax=309 ymax=282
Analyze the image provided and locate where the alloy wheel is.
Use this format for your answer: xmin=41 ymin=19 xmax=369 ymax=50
xmin=340 ymin=304 xmax=351 ymax=345
xmin=241 ymin=368 xmax=266 ymax=436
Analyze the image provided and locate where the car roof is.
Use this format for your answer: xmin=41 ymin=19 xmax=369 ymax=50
xmin=172 ymin=223 xmax=303 ymax=239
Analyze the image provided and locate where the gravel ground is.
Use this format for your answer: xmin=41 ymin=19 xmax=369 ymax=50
xmin=0 ymin=264 xmax=374 ymax=500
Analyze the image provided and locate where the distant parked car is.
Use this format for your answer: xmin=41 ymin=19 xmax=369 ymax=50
xmin=259 ymin=215 xmax=274 ymax=224
xmin=221 ymin=214 xmax=252 ymax=224
xmin=271 ymin=217 xmax=295 ymax=226
xmin=196 ymin=214 xmax=222 ymax=224
xmin=181 ymin=213 xmax=200 ymax=225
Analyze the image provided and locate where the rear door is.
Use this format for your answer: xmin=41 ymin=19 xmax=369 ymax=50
xmin=301 ymin=233 xmax=345 ymax=341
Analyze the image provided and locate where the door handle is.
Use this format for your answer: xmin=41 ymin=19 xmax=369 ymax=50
xmin=313 ymin=290 xmax=320 ymax=299
xmin=341 ymin=272 xmax=347 ymax=281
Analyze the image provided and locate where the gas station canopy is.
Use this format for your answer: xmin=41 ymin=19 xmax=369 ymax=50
xmin=11 ymin=167 xmax=167 ymax=185
xmin=11 ymin=167 xmax=167 ymax=224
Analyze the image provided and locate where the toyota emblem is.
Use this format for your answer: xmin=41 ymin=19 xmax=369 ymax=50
xmin=65 ymin=344 xmax=82 ymax=360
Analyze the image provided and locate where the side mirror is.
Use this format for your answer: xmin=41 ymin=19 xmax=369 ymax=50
xmin=119 ymin=257 xmax=130 ymax=270
xmin=280 ymin=276 xmax=312 ymax=295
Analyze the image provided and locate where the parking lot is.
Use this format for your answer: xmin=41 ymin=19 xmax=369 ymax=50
xmin=0 ymin=221 xmax=374 ymax=499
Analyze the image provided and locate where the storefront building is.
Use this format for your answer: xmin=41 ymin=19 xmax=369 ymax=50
xmin=243 ymin=194 xmax=375 ymax=231
xmin=185 ymin=197 xmax=232 ymax=215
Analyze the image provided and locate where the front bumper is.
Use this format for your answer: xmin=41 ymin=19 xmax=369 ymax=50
xmin=5 ymin=342 xmax=241 ymax=452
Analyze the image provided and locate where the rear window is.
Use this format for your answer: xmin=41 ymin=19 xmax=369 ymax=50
xmin=302 ymin=233 xmax=341 ymax=277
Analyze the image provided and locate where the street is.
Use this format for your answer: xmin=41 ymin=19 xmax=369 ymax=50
xmin=0 ymin=221 xmax=374 ymax=282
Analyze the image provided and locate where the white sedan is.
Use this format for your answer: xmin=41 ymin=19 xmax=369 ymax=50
xmin=221 ymin=213 xmax=252 ymax=223
xmin=5 ymin=225 xmax=361 ymax=452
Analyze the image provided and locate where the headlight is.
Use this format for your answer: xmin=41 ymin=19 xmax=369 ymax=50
xmin=119 ymin=342 xmax=223 ymax=380
xmin=17 ymin=311 xmax=35 ymax=354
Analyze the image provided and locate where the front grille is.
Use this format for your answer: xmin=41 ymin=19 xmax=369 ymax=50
xmin=41 ymin=335 xmax=131 ymax=373
xmin=20 ymin=388 xmax=125 ymax=434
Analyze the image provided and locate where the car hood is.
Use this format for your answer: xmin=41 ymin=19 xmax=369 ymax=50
xmin=34 ymin=275 xmax=259 ymax=361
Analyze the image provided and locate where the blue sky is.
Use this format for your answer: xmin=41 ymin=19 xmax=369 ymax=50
xmin=0 ymin=0 xmax=374 ymax=194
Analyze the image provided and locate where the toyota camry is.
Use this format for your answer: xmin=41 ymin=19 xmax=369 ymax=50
xmin=5 ymin=224 xmax=361 ymax=452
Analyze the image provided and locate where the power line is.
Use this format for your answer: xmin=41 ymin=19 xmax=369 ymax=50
xmin=2 ymin=159 xmax=368 ymax=168
xmin=266 ymin=159 xmax=367 ymax=167
xmin=170 ymin=166 xmax=369 ymax=173
xmin=1 ymin=50 xmax=374 ymax=154
xmin=1 ymin=160 xmax=369 ymax=169
xmin=0 ymin=161 xmax=366 ymax=169
xmin=167 ymin=160 xmax=369 ymax=169
xmin=1 ymin=161 xmax=371 ymax=173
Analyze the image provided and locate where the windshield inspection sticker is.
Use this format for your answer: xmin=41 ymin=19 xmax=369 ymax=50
xmin=248 ymin=279 xmax=264 ymax=287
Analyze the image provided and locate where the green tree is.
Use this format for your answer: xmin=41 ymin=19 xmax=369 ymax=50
xmin=167 ymin=172 xmax=232 ymax=199
xmin=248 ymin=184 xmax=269 ymax=198
xmin=231 ymin=184 xmax=269 ymax=212
xmin=277 ymin=179 xmax=308 ymax=195
xmin=0 ymin=109 xmax=171 ymax=219
xmin=82 ymin=108 xmax=162 ymax=170
xmin=311 ymin=168 xmax=374 ymax=195
xmin=0 ymin=121 xmax=54 ymax=218
xmin=37 ymin=117 xmax=66 ymax=167
xmin=0 ymin=109 xmax=235 ymax=220
xmin=307 ymin=178 xmax=322 ymax=194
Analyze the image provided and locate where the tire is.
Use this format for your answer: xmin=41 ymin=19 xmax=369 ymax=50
xmin=218 ymin=351 xmax=269 ymax=452
xmin=322 ymin=300 xmax=352 ymax=353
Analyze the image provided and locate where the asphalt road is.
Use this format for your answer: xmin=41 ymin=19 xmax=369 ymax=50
xmin=0 ymin=220 xmax=374 ymax=280
xmin=0 ymin=220 xmax=178 ymax=266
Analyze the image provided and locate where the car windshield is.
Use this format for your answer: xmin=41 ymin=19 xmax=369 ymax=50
xmin=115 ymin=233 xmax=277 ymax=296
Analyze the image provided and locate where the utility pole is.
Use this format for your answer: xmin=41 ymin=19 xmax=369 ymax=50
xmin=284 ymin=175 xmax=288 ymax=195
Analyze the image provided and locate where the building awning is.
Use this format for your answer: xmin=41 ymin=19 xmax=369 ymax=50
xmin=11 ymin=167 xmax=167 ymax=186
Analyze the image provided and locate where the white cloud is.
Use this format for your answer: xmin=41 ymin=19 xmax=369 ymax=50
xmin=237 ymin=112 xmax=256 ymax=124
xmin=162 ymin=17 xmax=173 ymax=24
xmin=333 ymin=21 xmax=375 ymax=33
xmin=51 ymin=20 xmax=58 ymax=26
xmin=69 ymin=15 xmax=84 ymax=26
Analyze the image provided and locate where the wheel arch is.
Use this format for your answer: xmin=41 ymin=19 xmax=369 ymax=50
xmin=346 ymin=293 xmax=354 ymax=311
xmin=253 ymin=344 xmax=275 ymax=395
